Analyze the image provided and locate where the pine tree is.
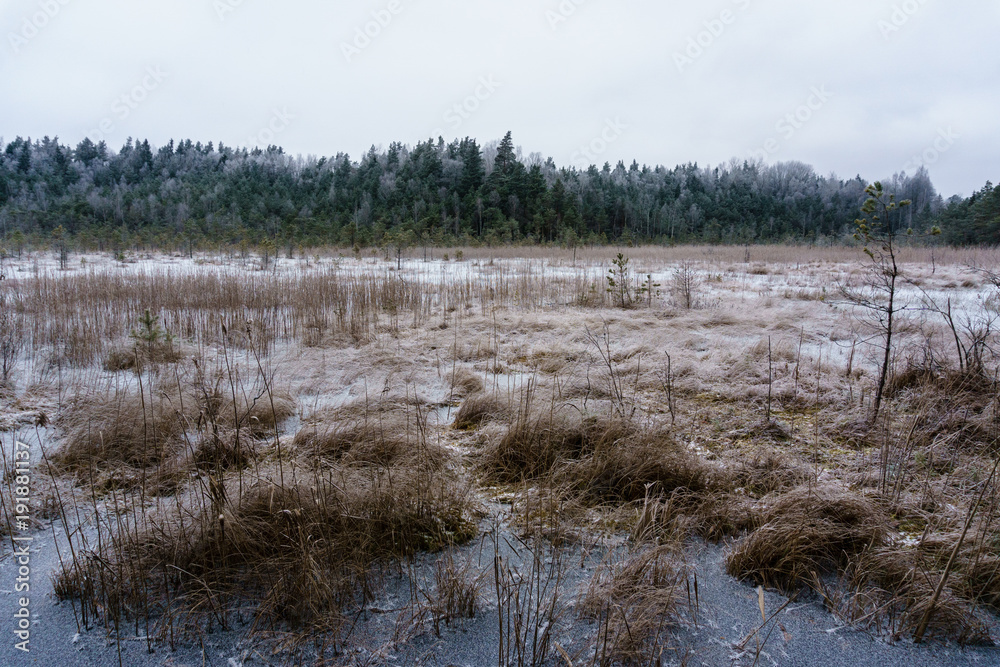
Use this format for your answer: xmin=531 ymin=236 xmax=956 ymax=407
xmin=16 ymin=141 xmax=31 ymax=174
xmin=75 ymin=138 xmax=100 ymax=166
xmin=459 ymin=138 xmax=484 ymax=196
xmin=494 ymin=131 xmax=516 ymax=174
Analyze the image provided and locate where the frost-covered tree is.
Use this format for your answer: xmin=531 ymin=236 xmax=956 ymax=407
xmin=0 ymin=131 xmax=987 ymax=250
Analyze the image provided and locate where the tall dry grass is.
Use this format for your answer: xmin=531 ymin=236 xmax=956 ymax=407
xmin=11 ymin=263 xmax=612 ymax=365
xmin=582 ymin=544 xmax=692 ymax=665
xmin=726 ymin=485 xmax=890 ymax=590
xmin=51 ymin=360 xmax=475 ymax=653
xmin=6 ymin=244 xmax=1000 ymax=655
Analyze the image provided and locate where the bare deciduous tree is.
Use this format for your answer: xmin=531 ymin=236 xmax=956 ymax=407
xmin=916 ymin=285 xmax=999 ymax=377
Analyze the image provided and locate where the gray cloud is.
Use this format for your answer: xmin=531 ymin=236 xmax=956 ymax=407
xmin=1 ymin=0 xmax=995 ymax=196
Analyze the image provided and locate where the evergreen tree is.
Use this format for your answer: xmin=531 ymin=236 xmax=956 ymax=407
xmin=0 ymin=132 xmax=991 ymax=249
xmin=494 ymin=131 xmax=516 ymax=173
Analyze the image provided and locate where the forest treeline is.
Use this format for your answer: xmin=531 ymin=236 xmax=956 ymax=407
xmin=0 ymin=131 xmax=997 ymax=253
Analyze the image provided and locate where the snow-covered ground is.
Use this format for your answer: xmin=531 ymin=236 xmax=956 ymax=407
xmin=2 ymin=248 xmax=1000 ymax=665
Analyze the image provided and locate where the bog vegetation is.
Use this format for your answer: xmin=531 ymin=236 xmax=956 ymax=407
xmin=2 ymin=220 xmax=1000 ymax=662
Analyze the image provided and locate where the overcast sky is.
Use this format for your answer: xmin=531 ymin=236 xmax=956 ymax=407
xmin=1 ymin=0 xmax=996 ymax=197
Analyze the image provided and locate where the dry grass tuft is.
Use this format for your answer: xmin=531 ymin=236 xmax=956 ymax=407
xmin=481 ymin=403 xmax=712 ymax=525
xmin=294 ymin=418 xmax=398 ymax=466
xmin=888 ymin=364 xmax=995 ymax=405
xmin=293 ymin=400 xmax=444 ymax=468
xmin=103 ymin=346 xmax=143 ymax=372
xmin=479 ymin=410 xmax=634 ymax=484
xmin=910 ymin=529 xmax=1000 ymax=615
xmin=56 ymin=462 xmax=476 ymax=638
xmin=836 ymin=545 xmax=995 ymax=644
xmin=729 ymin=447 xmax=812 ymax=497
xmin=556 ymin=427 xmax=709 ymax=504
xmin=50 ymin=377 xmax=295 ymax=496
xmin=103 ymin=340 xmax=183 ymax=372
xmin=900 ymin=370 xmax=1000 ymax=455
xmin=193 ymin=427 xmax=258 ymax=472
xmin=955 ymin=554 xmax=1000 ymax=611
xmin=53 ymin=382 xmax=294 ymax=473
xmin=624 ymin=483 xmax=761 ymax=544
xmin=732 ymin=418 xmax=793 ymax=442
xmin=218 ymin=389 xmax=296 ymax=438
xmin=726 ymin=484 xmax=889 ymax=591
xmin=53 ymin=388 xmax=192 ymax=471
xmin=427 ymin=553 xmax=481 ymax=636
xmin=449 ymin=367 xmax=484 ymax=398
xmin=582 ymin=545 xmax=690 ymax=664
xmin=454 ymin=392 xmax=510 ymax=430
xmin=885 ymin=364 xmax=938 ymax=398
xmin=90 ymin=462 xmax=191 ymax=496
xmin=685 ymin=491 xmax=759 ymax=542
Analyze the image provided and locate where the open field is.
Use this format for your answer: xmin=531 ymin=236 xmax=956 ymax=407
xmin=2 ymin=245 xmax=1000 ymax=666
